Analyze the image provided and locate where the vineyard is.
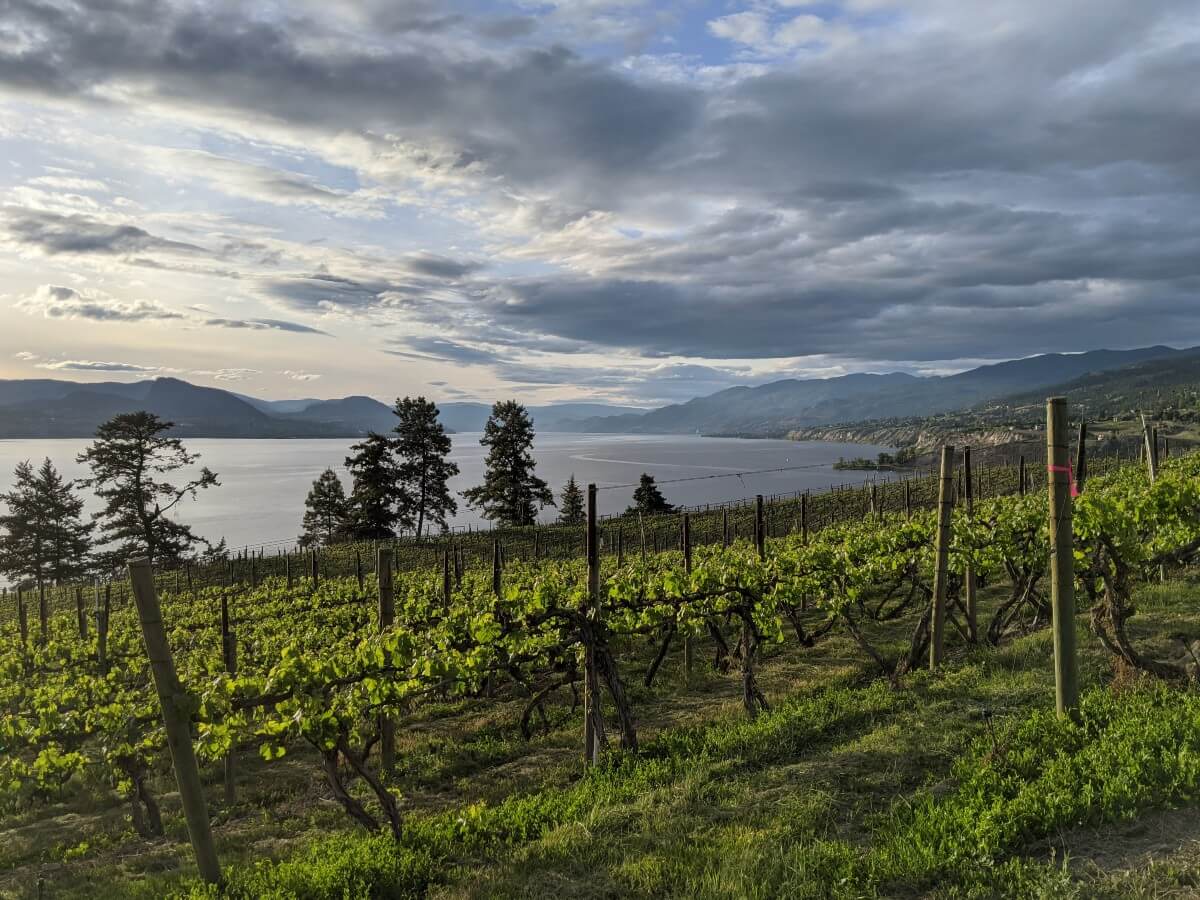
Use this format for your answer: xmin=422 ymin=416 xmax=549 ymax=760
xmin=4 ymin=411 xmax=1200 ymax=898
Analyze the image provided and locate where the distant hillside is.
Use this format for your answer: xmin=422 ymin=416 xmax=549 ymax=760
xmin=565 ymin=346 xmax=1189 ymax=435
xmin=0 ymin=377 xmax=339 ymax=438
xmin=281 ymin=396 xmax=397 ymax=434
xmin=786 ymin=350 xmax=1200 ymax=450
xmin=0 ymin=378 xmax=644 ymax=438
xmin=992 ymin=349 xmax=1200 ymax=423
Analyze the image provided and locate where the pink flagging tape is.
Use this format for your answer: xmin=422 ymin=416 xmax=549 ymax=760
xmin=1046 ymin=463 xmax=1080 ymax=497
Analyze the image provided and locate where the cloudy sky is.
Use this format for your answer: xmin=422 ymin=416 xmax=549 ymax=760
xmin=2 ymin=0 xmax=1199 ymax=406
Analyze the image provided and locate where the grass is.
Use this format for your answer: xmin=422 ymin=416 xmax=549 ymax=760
xmin=6 ymin=577 xmax=1200 ymax=898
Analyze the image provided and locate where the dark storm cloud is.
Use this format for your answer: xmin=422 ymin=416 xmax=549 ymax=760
xmin=403 ymin=253 xmax=485 ymax=280
xmin=477 ymin=16 xmax=538 ymax=40
xmin=6 ymin=0 xmax=1200 ymax=364
xmin=4 ymin=209 xmax=204 ymax=256
xmin=384 ymin=337 xmax=502 ymax=366
xmin=261 ymin=272 xmax=397 ymax=312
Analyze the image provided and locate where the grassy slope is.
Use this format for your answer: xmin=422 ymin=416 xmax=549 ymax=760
xmin=6 ymin=579 xmax=1200 ymax=899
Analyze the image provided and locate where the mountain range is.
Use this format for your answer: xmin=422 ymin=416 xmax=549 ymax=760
xmin=558 ymin=346 xmax=1192 ymax=435
xmin=0 ymin=345 xmax=1189 ymax=438
xmin=0 ymin=378 xmax=645 ymax=438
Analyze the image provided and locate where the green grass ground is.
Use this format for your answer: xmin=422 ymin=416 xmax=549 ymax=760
xmin=6 ymin=577 xmax=1200 ymax=899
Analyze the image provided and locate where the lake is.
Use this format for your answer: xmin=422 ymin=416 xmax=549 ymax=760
xmin=0 ymin=434 xmax=891 ymax=552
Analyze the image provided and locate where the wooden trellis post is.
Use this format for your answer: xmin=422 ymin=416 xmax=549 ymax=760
xmin=584 ymin=484 xmax=603 ymax=765
xmin=682 ymin=513 xmax=693 ymax=678
xmin=128 ymin=558 xmax=221 ymax=885
xmin=1075 ymin=420 xmax=1088 ymax=493
xmin=1047 ymin=398 xmax=1080 ymax=719
xmin=38 ymin=582 xmax=47 ymax=643
xmin=963 ymin=447 xmax=977 ymax=643
xmin=220 ymin=593 xmax=238 ymax=804
xmin=76 ymin=586 xmax=87 ymax=639
xmin=17 ymin=589 xmax=27 ymax=647
xmin=929 ymin=446 xmax=955 ymax=670
xmin=755 ymin=495 xmax=765 ymax=559
xmin=1142 ymin=414 xmax=1158 ymax=483
xmin=378 ymin=547 xmax=396 ymax=773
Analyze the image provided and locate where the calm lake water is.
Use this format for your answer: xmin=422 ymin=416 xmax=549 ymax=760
xmin=0 ymin=434 xmax=891 ymax=552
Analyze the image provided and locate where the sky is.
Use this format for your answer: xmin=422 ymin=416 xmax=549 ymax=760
xmin=2 ymin=0 xmax=1199 ymax=407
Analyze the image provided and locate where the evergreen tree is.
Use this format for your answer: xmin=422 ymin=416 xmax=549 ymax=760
xmin=626 ymin=473 xmax=674 ymax=515
xmin=462 ymin=401 xmax=554 ymax=526
xmin=344 ymin=432 xmax=407 ymax=539
xmin=392 ymin=396 xmax=459 ymax=539
xmin=558 ymin=474 xmax=585 ymax=525
xmin=299 ymin=468 xmax=349 ymax=547
xmin=0 ymin=458 xmax=92 ymax=587
xmin=77 ymin=412 xmax=218 ymax=567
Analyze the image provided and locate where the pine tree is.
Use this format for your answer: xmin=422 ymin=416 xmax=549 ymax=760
xmin=299 ymin=468 xmax=349 ymax=547
xmin=626 ymin=473 xmax=674 ymax=515
xmin=344 ymin=432 xmax=407 ymax=539
xmin=558 ymin=475 xmax=585 ymax=525
xmin=0 ymin=458 xmax=92 ymax=587
xmin=462 ymin=401 xmax=554 ymax=526
xmin=392 ymin=397 xmax=459 ymax=539
xmin=77 ymin=412 xmax=218 ymax=567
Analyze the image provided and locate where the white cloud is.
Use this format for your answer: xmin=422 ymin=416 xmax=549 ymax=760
xmin=15 ymin=284 xmax=183 ymax=322
xmin=192 ymin=367 xmax=262 ymax=381
xmin=35 ymin=359 xmax=161 ymax=373
xmin=28 ymin=175 xmax=110 ymax=193
xmin=281 ymin=370 xmax=321 ymax=381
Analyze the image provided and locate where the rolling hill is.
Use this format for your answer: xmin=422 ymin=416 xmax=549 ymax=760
xmin=0 ymin=378 xmax=643 ymax=438
xmin=563 ymin=346 xmax=1191 ymax=435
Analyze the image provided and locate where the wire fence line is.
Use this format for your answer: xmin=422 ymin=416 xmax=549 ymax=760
xmin=1 ymin=435 xmax=1151 ymax=623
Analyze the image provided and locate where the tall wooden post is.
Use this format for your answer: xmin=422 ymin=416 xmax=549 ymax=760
xmin=801 ymin=492 xmax=809 ymax=543
xmin=1047 ymin=399 xmax=1080 ymax=719
xmin=377 ymin=547 xmax=395 ymax=774
xmin=929 ymin=446 xmax=955 ymax=670
xmin=1019 ymin=455 xmax=1027 ymax=497
xmin=128 ymin=558 xmax=221 ymax=885
xmin=1075 ymin=420 xmax=1088 ymax=494
xmin=904 ymin=480 xmax=911 ymax=519
xmin=1142 ymin=414 xmax=1158 ymax=483
xmin=963 ymin=447 xmax=977 ymax=643
xmin=722 ymin=507 xmax=729 ymax=547
xmin=682 ymin=513 xmax=693 ymax=678
xmin=285 ymin=553 xmax=292 ymax=589
xmin=355 ymin=550 xmax=364 ymax=590
xmin=491 ymin=541 xmax=502 ymax=597
xmin=616 ymin=526 xmax=624 ymax=567
xmin=310 ymin=550 xmax=319 ymax=588
xmin=17 ymin=589 xmax=27 ymax=647
xmin=584 ymin=484 xmax=602 ymax=765
xmin=755 ymin=495 xmax=765 ymax=559
xmin=97 ymin=583 xmax=110 ymax=676
xmin=75 ymin=586 xmax=87 ymax=640
xmin=220 ymin=593 xmax=238 ymax=805
xmin=38 ymin=582 xmax=47 ymax=643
